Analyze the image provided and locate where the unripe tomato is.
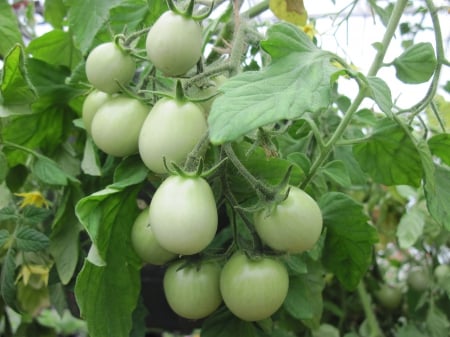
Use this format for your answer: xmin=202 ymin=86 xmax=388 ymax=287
xmin=163 ymin=260 xmax=222 ymax=319
xmin=138 ymin=98 xmax=207 ymax=174
xmin=434 ymin=264 xmax=450 ymax=286
xmin=130 ymin=208 xmax=176 ymax=265
xmin=85 ymin=42 xmax=136 ymax=94
xmin=149 ymin=175 xmax=218 ymax=255
xmin=374 ymin=283 xmax=402 ymax=310
xmin=220 ymin=252 xmax=289 ymax=321
xmin=254 ymin=186 xmax=323 ymax=253
xmin=91 ymin=96 xmax=148 ymax=157
xmin=146 ymin=11 xmax=202 ymax=76
xmin=407 ymin=266 xmax=430 ymax=292
xmin=82 ymin=90 xmax=111 ymax=135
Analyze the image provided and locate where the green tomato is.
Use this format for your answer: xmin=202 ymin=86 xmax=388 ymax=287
xmin=81 ymin=90 xmax=111 ymax=135
xmin=149 ymin=175 xmax=218 ymax=255
xmin=163 ymin=260 xmax=222 ymax=319
xmin=407 ymin=266 xmax=430 ymax=292
xmin=131 ymin=208 xmax=177 ymax=265
xmin=374 ymin=283 xmax=402 ymax=310
xmin=254 ymin=186 xmax=323 ymax=253
xmin=146 ymin=11 xmax=202 ymax=76
xmin=91 ymin=96 xmax=148 ymax=157
xmin=85 ymin=42 xmax=136 ymax=94
xmin=434 ymin=264 xmax=450 ymax=286
xmin=138 ymin=98 xmax=207 ymax=174
xmin=220 ymin=252 xmax=289 ymax=321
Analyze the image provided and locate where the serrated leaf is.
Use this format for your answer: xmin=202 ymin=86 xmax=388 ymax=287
xmin=67 ymin=0 xmax=122 ymax=54
xmin=320 ymin=160 xmax=351 ymax=187
xmin=396 ymin=208 xmax=425 ymax=249
xmin=201 ymin=307 xmax=258 ymax=337
xmin=0 ymin=229 xmax=10 ymax=247
xmin=0 ymin=44 xmax=38 ymax=113
xmin=75 ymin=186 xmax=142 ymax=337
xmin=0 ymin=206 xmax=17 ymax=221
xmin=15 ymin=226 xmax=50 ymax=251
xmin=0 ymin=248 xmax=18 ymax=309
xmin=33 ymin=156 xmax=69 ymax=186
xmin=0 ymin=0 xmax=23 ymax=57
xmin=208 ymin=23 xmax=337 ymax=144
xmin=393 ymin=43 xmax=437 ymax=84
xmin=22 ymin=206 xmax=52 ymax=225
xmin=353 ymin=118 xmax=423 ymax=187
xmin=428 ymin=133 xmax=450 ymax=166
xmin=319 ymin=192 xmax=378 ymax=290
xmin=27 ymin=30 xmax=82 ymax=69
xmin=366 ymin=76 xmax=393 ymax=116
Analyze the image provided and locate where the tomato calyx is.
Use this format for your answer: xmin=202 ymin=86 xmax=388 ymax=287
xmin=166 ymin=0 xmax=214 ymax=20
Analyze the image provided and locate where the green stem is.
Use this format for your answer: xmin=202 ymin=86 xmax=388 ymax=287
xmin=183 ymin=130 xmax=211 ymax=172
xmin=301 ymin=0 xmax=408 ymax=189
xmin=357 ymin=282 xmax=385 ymax=337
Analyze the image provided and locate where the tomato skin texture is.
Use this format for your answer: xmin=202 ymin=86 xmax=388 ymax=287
xmin=85 ymin=42 xmax=136 ymax=94
xmin=91 ymin=96 xmax=148 ymax=157
xmin=163 ymin=260 xmax=222 ymax=319
xmin=149 ymin=175 xmax=218 ymax=255
xmin=407 ymin=266 xmax=430 ymax=292
xmin=82 ymin=90 xmax=111 ymax=135
xmin=131 ymin=208 xmax=177 ymax=265
xmin=138 ymin=98 xmax=207 ymax=174
xmin=375 ymin=284 xmax=402 ymax=310
xmin=220 ymin=252 xmax=289 ymax=321
xmin=254 ymin=186 xmax=323 ymax=253
xmin=146 ymin=11 xmax=202 ymax=76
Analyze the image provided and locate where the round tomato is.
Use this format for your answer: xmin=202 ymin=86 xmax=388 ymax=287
xmin=254 ymin=186 xmax=323 ymax=253
xmin=149 ymin=175 xmax=218 ymax=255
xmin=220 ymin=252 xmax=289 ymax=321
xmin=131 ymin=208 xmax=177 ymax=265
xmin=374 ymin=283 xmax=402 ymax=310
xmin=434 ymin=264 xmax=450 ymax=286
xmin=91 ymin=96 xmax=148 ymax=157
xmin=85 ymin=42 xmax=136 ymax=94
xmin=138 ymin=98 xmax=207 ymax=174
xmin=146 ymin=11 xmax=202 ymax=76
xmin=164 ymin=260 xmax=222 ymax=319
xmin=407 ymin=266 xmax=430 ymax=292
xmin=82 ymin=90 xmax=111 ymax=135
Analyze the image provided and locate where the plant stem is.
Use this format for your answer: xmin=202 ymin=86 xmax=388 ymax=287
xmin=184 ymin=130 xmax=211 ymax=172
xmin=357 ymin=281 xmax=385 ymax=337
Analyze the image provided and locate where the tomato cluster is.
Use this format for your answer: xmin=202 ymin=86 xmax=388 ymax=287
xmin=82 ymin=3 xmax=324 ymax=324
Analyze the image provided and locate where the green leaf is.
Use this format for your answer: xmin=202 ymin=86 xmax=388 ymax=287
xmin=81 ymin=137 xmax=102 ymax=176
xmin=333 ymin=146 xmax=367 ymax=185
xmin=320 ymin=160 xmax=351 ymax=187
xmin=67 ymin=0 xmax=122 ymax=54
xmin=353 ymin=118 xmax=423 ymax=187
xmin=75 ymin=185 xmax=142 ymax=337
xmin=22 ymin=206 xmax=52 ymax=225
xmin=283 ymin=254 xmax=308 ymax=275
xmin=393 ymin=43 xmax=437 ymax=84
xmin=396 ymin=324 xmax=427 ymax=337
xmin=44 ymin=0 xmax=68 ymax=29
xmin=319 ymin=192 xmax=378 ymax=290
xmin=428 ymin=133 xmax=450 ymax=166
xmin=396 ymin=208 xmax=425 ymax=249
xmin=111 ymin=155 xmax=149 ymax=190
xmin=0 ymin=229 xmax=10 ymax=247
xmin=0 ymin=44 xmax=38 ymax=115
xmin=366 ymin=76 xmax=393 ymax=116
xmin=283 ymin=260 xmax=324 ymax=329
xmin=33 ymin=156 xmax=69 ymax=186
xmin=0 ymin=0 xmax=23 ymax=57
xmin=426 ymin=305 xmax=450 ymax=337
xmin=0 ymin=248 xmax=18 ymax=309
xmin=0 ymin=206 xmax=17 ymax=221
xmin=0 ymin=152 xmax=8 ymax=183
xmin=15 ymin=226 xmax=50 ymax=251
xmin=201 ymin=307 xmax=258 ymax=337
xmin=27 ymin=30 xmax=82 ymax=69
xmin=208 ymin=23 xmax=337 ymax=144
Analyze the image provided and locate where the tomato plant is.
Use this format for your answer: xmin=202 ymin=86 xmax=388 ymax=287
xmin=254 ymin=186 xmax=323 ymax=253
xmin=148 ymin=175 xmax=218 ymax=255
xmin=90 ymin=95 xmax=148 ymax=157
xmin=85 ymin=42 xmax=136 ymax=94
xmin=130 ymin=208 xmax=176 ymax=265
xmin=163 ymin=259 xmax=222 ymax=319
xmin=374 ymin=283 xmax=403 ymax=310
xmin=219 ymin=252 xmax=289 ymax=322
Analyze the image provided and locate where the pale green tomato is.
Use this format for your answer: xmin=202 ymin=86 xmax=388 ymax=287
xmin=82 ymin=90 xmax=111 ymax=135
xmin=85 ymin=42 xmax=136 ymax=94
xmin=138 ymin=98 xmax=207 ymax=174
xmin=407 ymin=266 xmax=430 ymax=292
xmin=220 ymin=252 xmax=289 ymax=322
xmin=164 ymin=260 xmax=222 ymax=319
xmin=254 ymin=186 xmax=323 ymax=253
xmin=149 ymin=175 xmax=218 ymax=255
xmin=91 ymin=96 xmax=148 ymax=157
xmin=434 ymin=264 xmax=450 ymax=286
xmin=146 ymin=11 xmax=202 ymax=76
xmin=374 ymin=284 xmax=402 ymax=310
xmin=131 ymin=208 xmax=176 ymax=265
